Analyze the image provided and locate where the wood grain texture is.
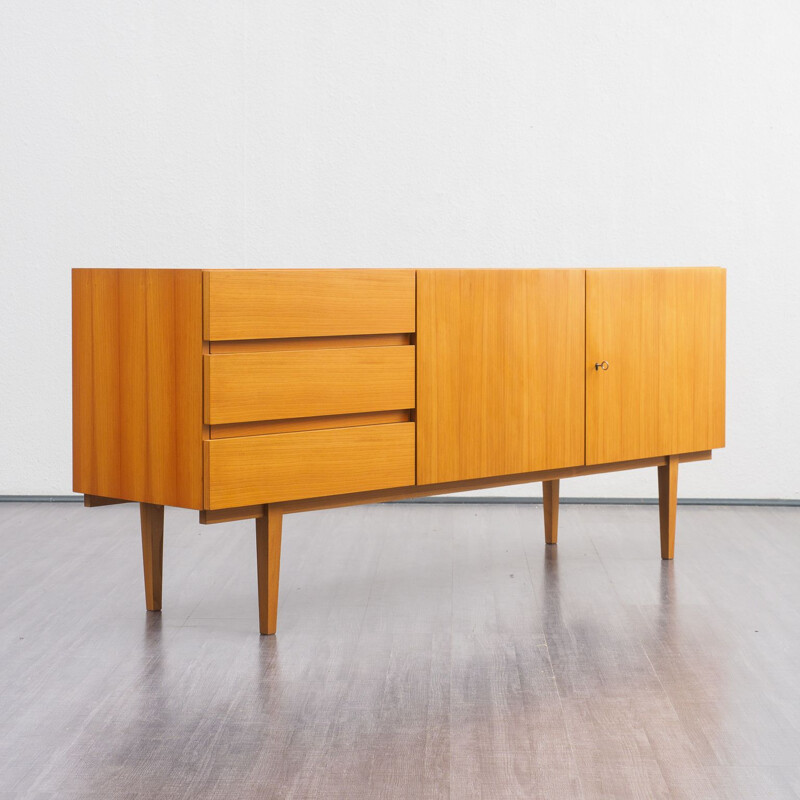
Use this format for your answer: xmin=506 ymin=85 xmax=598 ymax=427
xmin=543 ymin=479 xmax=560 ymax=545
xmin=72 ymin=270 xmax=95 ymax=501
xmin=204 ymin=346 xmax=415 ymax=424
xmin=255 ymin=506 xmax=283 ymax=635
xmin=658 ymin=455 xmax=678 ymax=559
xmin=205 ymin=422 xmax=416 ymax=508
xmin=586 ymin=267 xmax=726 ymax=464
xmin=416 ymin=269 xmax=586 ymax=484
xmin=203 ymin=269 xmax=416 ymax=341
xmin=72 ymin=269 xmax=204 ymax=509
xmin=139 ymin=502 xmax=164 ymax=611
xmin=209 ymin=410 xmax=412 ymax=439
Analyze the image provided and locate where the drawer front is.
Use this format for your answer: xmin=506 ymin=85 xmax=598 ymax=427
xmin=205 ymin=346 xmax=415 ymax=425
xmin=204 ymin=269 xmax=415 ymax=341
xmin=205 ymin=423 xmax=415 ymax=508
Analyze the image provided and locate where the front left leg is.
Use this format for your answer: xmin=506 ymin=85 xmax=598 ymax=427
xmin=255 ymin=505 xmax=283 ymax=635
xmin=140 ymin=503 xmax=164 ymax=611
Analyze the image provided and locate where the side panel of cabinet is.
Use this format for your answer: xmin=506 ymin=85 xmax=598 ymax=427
xmin=416 ymin=269 xmax=585 ymax=485
xmin=72 ymin=269 xmax=205 ymax=509
xmin=585 ymin=267 xmax=726 ymax=465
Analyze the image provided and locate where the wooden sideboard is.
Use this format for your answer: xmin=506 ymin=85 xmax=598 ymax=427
xmin=73 ymin=268 xmax=726 ymax=634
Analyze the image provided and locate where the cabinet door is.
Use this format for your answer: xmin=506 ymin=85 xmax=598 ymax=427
xmin=585 ymin=268 xmax=726 ymax=465
xmin=416 ymin=270 xmax=585 ymax=485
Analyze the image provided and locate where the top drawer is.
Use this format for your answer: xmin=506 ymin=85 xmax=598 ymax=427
xmin=203 ymin=269 xmax=416 ymax=341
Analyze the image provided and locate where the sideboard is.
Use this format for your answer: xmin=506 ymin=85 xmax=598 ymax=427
xmin=73 ymin=268 xmax=726 ymax=634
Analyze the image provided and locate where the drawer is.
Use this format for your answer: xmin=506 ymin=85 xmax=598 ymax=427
xmin=205 ymin=423 xmax=415 ymax=508
xmin=203 ymin=269 xmax=415 ymax=341
xmin=204 ymin=346 xmax=415 ymax=425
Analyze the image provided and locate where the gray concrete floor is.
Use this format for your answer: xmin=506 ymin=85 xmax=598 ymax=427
xmin=1 ymin=501 xmax=799 ymax=799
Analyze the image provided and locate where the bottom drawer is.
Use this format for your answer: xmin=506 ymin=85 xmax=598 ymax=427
xmin=205 ymin=423 xmax=415 ymax=509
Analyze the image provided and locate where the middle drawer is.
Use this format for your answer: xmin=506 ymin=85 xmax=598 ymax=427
xmin=204 ymin=345 xmax=415 ymax=425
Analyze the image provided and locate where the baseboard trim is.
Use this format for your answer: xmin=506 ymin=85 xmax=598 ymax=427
xmin=1 ymin=495 xmax=87 ymax=503
xmin=1 ymin=495 xmax=799 ymax=507
xmin=392 ymin=497 xmax=800 ymax=506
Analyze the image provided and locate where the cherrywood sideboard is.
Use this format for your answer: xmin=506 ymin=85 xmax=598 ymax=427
xmin=73 ymin=268 xmax=726 ymax=634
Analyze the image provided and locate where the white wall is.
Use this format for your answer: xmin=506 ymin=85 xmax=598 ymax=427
xmin=1 ymin=1 xmax=798 ymax=499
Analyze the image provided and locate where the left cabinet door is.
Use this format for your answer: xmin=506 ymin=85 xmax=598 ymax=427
xmin=416 ymin=270 xmax=585 ymax=485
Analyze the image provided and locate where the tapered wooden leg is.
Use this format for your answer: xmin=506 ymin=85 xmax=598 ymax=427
xmin=543 ymin=479 xmax=560 ymax=545
xmin=255 ymin=506 xmax=283 ymax=635
xmin=658 ymin=455 xmax=678 ymax=560
xmin=140 ymin=503 xmax=164 ymax=611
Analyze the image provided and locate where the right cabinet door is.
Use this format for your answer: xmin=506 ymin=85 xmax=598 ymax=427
xmin=585 ymin=268 xmax=726 ymax=465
